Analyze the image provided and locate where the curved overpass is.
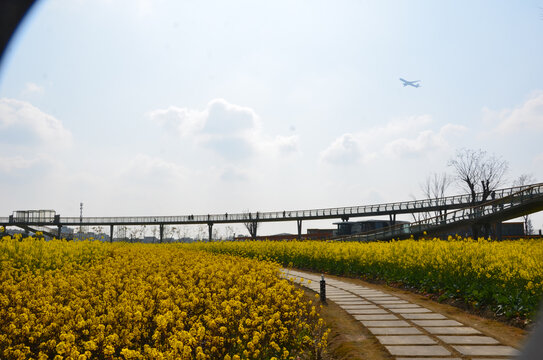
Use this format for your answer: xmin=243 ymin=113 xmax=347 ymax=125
xmin=2 ymin=183 xmax=543 ymax=241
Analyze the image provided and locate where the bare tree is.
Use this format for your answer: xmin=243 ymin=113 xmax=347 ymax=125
xmin=178 ymin=226 xmax=190 ymax=241
xmin=196 ymin=224 xmax=207 ymax=241
xmin=420 ymin=172 xmax=453 ymax=220
xmin=128 ymin=226 xmax=139 ymax=242
xmin=224 ymin=225 xmax=235 ymax=240
xmin=243 ymin=210 xmax=259 ymax=239
xmin=421 ymin=172 xmax=453 ymax=200
xmin=448 ymin=149 xmax=508 ymax=239
xmin=116 ymin=225 xmax=128 ymax=242
xmin=408 ymin=193 xmax=424 ymax=222
xmin=151 ymin=226 xmax=158 ymax=243
xmin=526 ymin=219 xmax=534 ymax=236
xmin=91 ymin=226 xmax=105 ymax=241
xmin=136 ymin=225 xmax=146 ymax=240
xmin=162 ymin=225 xmax=174 ymax=242
xmin=513 ymin=174 xmax=537 ymax=235
xmin=448 ymin=148 xmax=508 ymax=203
xmin=513 ymin=173 xmax=536 ymax=189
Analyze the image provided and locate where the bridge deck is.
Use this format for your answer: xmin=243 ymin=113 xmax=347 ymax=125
xmin=339 ymin=184 xmax=543 ymax=242
xmin=1 ymin=184 xmax=539 ymax=228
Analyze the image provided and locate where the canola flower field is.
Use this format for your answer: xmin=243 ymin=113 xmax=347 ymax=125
xmin=187 ymin=237 xmax=543 ymax=322
xmin=0 ymin=235 xmax=328 ymax=360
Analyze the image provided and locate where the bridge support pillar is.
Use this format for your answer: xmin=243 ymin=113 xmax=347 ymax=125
xmin=160 ymin=224 xmax=164 ymax=243
xmin=110 ymin=225 xmax=114 ymax=243
xmin=297 ymin=220 xmax=302 ymax=240
xmin=208 ymin=223 xmax=213 ymax=242
xmin=389 ymin=213 xmax=396 ymax=225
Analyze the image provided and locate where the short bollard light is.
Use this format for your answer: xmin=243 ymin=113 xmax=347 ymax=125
xmin=320 ymin=274 xmax=327 ymax=304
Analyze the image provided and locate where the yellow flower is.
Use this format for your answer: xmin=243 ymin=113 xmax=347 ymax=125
xmin=0 ymin=237 xmax=329 ymax=359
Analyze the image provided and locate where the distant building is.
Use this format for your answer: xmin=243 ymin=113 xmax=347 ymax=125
xmin=438 ymin=221 xmax=526 ymax=240
xmin=178 ymin=237 xmax=196 ymax=243
xmin=307 ymin=228 xmax=335 ymax=238
xmin=333 ymin=220 xmax=409 ymax=236
xmin=500 ymin=222 xmax=525 ymax=237
xmin=72 ymin=231 xmax=110 ymax=242
xmin=61 ymin=227 xmax=75 ymax=237
xmin=143 ymin=236 xmax=159 ymax=243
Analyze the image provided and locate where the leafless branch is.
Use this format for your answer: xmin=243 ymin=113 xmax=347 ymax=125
xmin=243 ymin=210 xmax=259 ymax=239
xmin=513 ymin=174 xmax=537 ymax=235
xmin=448 ymin=148 xmax=508 ymax=203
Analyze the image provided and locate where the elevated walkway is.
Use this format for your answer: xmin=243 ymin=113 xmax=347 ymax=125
xmin=339 ymin=184 xmax=543 ymax=242
xmin=2 ymin=184 xmax=537 ymax=227
xmin=2 ymin=183 xmax=542 ymax=241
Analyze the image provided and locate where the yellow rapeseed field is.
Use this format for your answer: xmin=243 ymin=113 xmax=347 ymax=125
xmin=0 ymin=236 xmax=328 ymax=360
xmin=187 ymin=237 xmax=543 ymax=321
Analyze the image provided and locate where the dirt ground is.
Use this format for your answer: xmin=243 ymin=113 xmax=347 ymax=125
xmin=296 ymin=271 xmax=528 ymax=360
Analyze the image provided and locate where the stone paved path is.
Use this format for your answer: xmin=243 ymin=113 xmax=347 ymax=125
xmin=282 ymin=269 xmax=520 ymax=360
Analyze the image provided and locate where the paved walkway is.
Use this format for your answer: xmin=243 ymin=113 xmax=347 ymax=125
xmin=282 ymin=269 xmax=520 ymax=360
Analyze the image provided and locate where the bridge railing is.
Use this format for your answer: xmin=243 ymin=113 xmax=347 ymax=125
xmin=55 ymin=183 xmax=543 ymax=225
xmin=340 ymin=183 xmax=543 ymax=242
xmin=3 ymin=183 xmax=543 ymax=227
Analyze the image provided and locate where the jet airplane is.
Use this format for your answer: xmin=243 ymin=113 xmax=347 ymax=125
xmin=399 ymin=78 xmax=421 ymax=88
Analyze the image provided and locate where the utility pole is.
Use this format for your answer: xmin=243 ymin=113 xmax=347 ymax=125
xmin=79 ymin=202 xmax=83 ymax=234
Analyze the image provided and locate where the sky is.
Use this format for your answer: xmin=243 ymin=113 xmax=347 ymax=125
xmin=1 ymin=0 xmax=543 ymax=238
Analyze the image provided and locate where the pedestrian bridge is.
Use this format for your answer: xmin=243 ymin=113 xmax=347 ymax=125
xmin=339 ymin=183 xmax=543 ymax=241
xmin=1 ymin=183 xmax=543 ymax=241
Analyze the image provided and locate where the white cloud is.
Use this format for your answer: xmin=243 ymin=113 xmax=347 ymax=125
xmin=203 ymin=99 xmax=260 ymax=135
xmin=384 ymin=123 xmax=466 ymax=158
xmin=384 ymin=130 xmax=442 ymax=158
xmin=149 ymin=99 xmax=299 ymax=161
xmin=256 ymin=135 xmax=300 ymax=158
xmin=380 ymin=115 xmax=433 ymax=134
xmin=23 ymin=82 xmax=44 ymax=95
xmin=147 ymin=106 xmax=205 ymax=136
xmin=119 ymin=154 xmax=187 ymax=182
xmin=0 ymin=155 xmax=38 ymax=173
xmin=0 ymin=98 xmax=72 ymax=148
xmin=202 ymin=136 xmax=255 ymax=161
xmin=534 ymin=153 xmax=543 ymax=167
xmin=0 ymin=99 xmax=72 ymax=177
xmin=320 ymin=134 xmax=362 ymax=165
xmin=320 ymin=115 xmax=466 ymax=165
xmin=271 ymin=135 xmax=300 ymax=155
xmin=439 ymin=123 xmax=467 ymax=136
xmin=485 ymin=92 xmax=543 ymax=134
xmin=220 ymin=165 xmax=249 ymax=182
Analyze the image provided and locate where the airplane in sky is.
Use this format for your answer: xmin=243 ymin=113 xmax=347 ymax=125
xmin=399 ymin=78 xmax=421 ymax=88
